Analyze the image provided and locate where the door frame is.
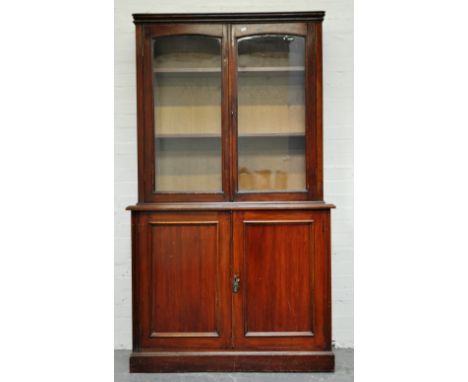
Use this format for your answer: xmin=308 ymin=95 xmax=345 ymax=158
xmin=229 ymin=23 xmax=323 ymax=202
xmin=231 ymin=210 xmax=332 ymax=350
xmin=132 ymin=211 xmax=232 ymax=350
xmin=138 ymin=24 xmax=231 ymax=203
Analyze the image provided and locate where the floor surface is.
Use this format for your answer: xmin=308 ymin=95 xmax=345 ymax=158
xmin=115 ymin=349 xmax=354 ymax=381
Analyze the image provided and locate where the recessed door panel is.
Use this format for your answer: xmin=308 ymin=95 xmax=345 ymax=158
xmin=244 ymin=220 xmax=314 ymax=336
xmin=150 ymin=222 xmax=218 ymax=336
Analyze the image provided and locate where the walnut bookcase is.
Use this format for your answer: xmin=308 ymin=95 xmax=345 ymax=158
xmin=126 ymin=11 xmax=335 ymax=372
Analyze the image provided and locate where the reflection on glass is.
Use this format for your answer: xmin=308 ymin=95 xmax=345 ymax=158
xmin=153 ymin=35 xmax=222 ymax=192
xmin=237 ymin=35 xmax=306 ymax=192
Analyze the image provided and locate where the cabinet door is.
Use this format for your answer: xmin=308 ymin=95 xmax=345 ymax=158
xmin=232 ymin=210 xmax=331 ymax=350
xmin=133 ymin=211 xmax=231 ymax=350
xmin=140 ymin=24 xmax=230 ymax=202
xmin=231 ymin=23 xmax=323 ymax=201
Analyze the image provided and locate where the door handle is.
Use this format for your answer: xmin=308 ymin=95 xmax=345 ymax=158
xmin=232 ymin=274 xmax=240 ymax=293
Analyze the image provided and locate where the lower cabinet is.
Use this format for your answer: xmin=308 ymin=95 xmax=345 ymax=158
xmin=130 ymin=209 xmax=334 ymax=372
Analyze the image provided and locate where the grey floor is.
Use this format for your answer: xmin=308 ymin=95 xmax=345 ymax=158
xmin=115 ymin=349 xmax=354 ymax=382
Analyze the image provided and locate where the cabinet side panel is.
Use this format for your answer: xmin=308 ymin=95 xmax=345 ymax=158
xmin=307 ymin=22 xmax=323 ymax=200
xmin=135 ymin=24 xmax=145 ymax=202
xmin=316 ymin=210 xmax=332 ymax=347
xmin=131 ymin=212 xmax=141 ymax=350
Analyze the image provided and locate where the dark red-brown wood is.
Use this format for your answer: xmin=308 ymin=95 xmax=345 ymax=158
xmin=232 ymin=210 xmax=332 ymax=350
xmin=130 ymin=207 xmax=334 ymax=370
xmin=132 ymin=211 xmax=231 ymax=350
xmin=130 ymin=350 xmax=334 ymax=372
xmin=127 ymin=201 xmax=335 ymax=211
xmin=133 ymin=12 xmax=325 ymax=24
xmin=308 ymin=22 xmax=324 ymax=200
xmin=129 ymin=12 xmax=333 ymax=373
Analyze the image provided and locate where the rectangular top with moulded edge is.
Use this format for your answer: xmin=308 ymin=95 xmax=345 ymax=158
xmin=126 ymin=201 xmax=336 ymax=211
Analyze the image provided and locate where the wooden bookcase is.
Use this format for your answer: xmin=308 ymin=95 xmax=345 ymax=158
xmin=126 ymin=12 xmax=335 ymax=372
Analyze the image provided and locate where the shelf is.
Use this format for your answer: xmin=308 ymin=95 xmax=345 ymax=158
xmin=154 ymin=67 xmax=221 ymax=73
xmin=238 ymin=66 xmax=304 ymax=73
xmin=153 ymin=66 xmax=305 ymax=74
xmin=155 ymin=134 xmax=221 ymax=139
xmin=155 ymin=133 xmax=305 ymax=139
xmin=239 ymin=132 xmax=304 ymax=138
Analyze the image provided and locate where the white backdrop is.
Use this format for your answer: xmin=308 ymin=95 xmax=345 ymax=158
xmin=114 ymin=0 xmax=353 ymax=348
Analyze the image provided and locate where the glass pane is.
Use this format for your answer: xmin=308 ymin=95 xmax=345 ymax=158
xmin=153 ymin=35 xmax=222 ymax=193
xmin=237 ymin=35 xmax=306 ymax=192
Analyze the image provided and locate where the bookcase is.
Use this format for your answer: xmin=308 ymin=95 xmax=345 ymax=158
xmin=127 ymin=12 xmax=335 ymax=372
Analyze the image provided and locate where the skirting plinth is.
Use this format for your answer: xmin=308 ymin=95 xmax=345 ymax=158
xmin=130 ymin=350 xmax=335 ymax=372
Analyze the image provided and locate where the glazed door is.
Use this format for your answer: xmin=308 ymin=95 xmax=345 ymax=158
xmin=133 ymin=211 xmax=231 ymax=350
xmin=232 ymin=210 xmax=332 ymax=350
xmin=141 ymin=24 xmax=230 ymax=202
xmin=139 ymin=22 xmax=323 ymax=203
xmin=231 ymin=23 xmax=322 ymax=201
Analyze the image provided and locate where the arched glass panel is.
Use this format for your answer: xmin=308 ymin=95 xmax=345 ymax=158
xmin=237 ymin=35 xmax=306 ymax=192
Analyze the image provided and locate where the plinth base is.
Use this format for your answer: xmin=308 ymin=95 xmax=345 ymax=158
xmin=130 ymin=350 xmax=335 ymax=372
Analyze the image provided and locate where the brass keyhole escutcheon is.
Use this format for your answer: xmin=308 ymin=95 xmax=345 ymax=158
xmin=232 ymin=274 xmax=240 ymax=293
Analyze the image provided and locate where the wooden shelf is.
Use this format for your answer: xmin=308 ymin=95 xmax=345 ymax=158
xmin=239 ymin=66 xmax=304 ymax=73
xmin=155 ymin=133 xmax=305 ymax=139
xmin=239 ymin=132 xmax=305 ymax=138
xmin=153 ymin=66 xmax=305 ymax=74
xmin=154 ymin=67 xmax=221 ymax=73
xmin=155 ymin=134 xmax=221 ymax=139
